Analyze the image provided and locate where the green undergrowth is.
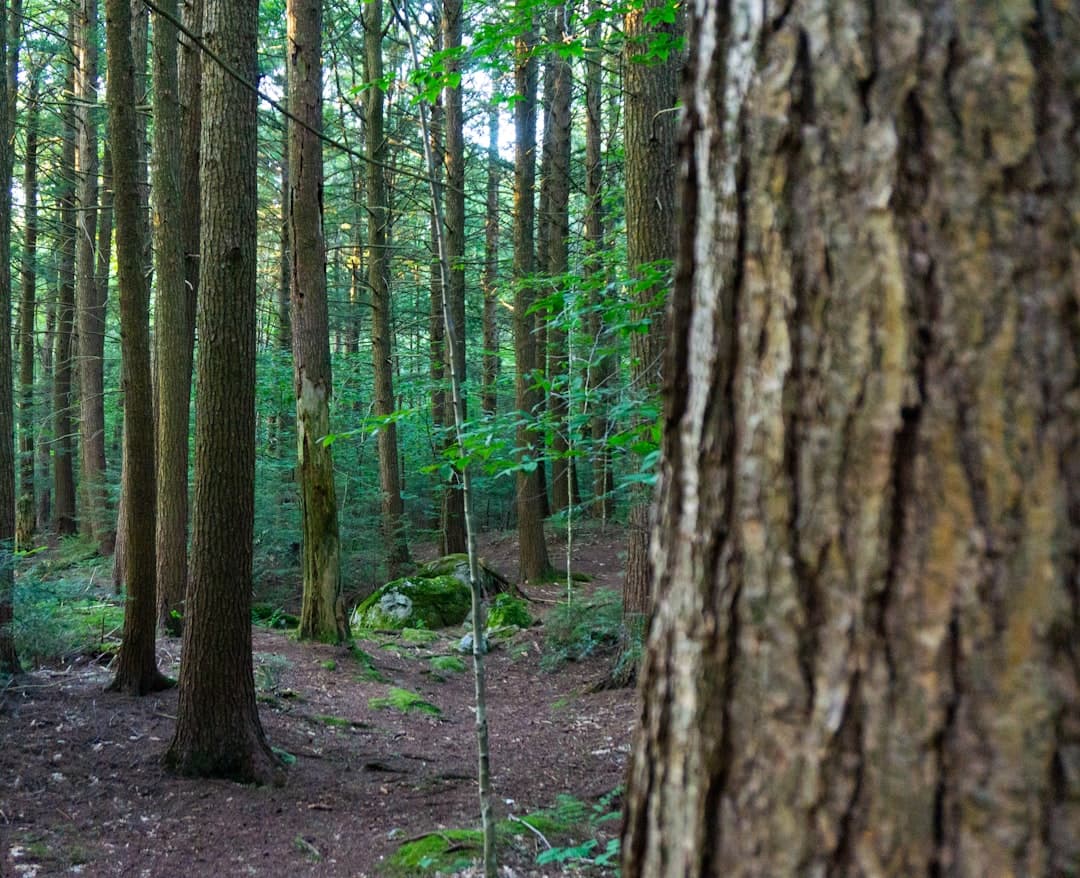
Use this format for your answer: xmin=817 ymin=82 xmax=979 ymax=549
xmin=429 ymin=654 xmax=466 ymax=677
xmin=12 ymin=572 xmax=124 ymax=666
xmin=368 ymin=686 xmax=441 ymax=716
xmin=252 ymin=603 xmax=300 ymax=630
xmin=542 ymin=589 xmax=623 ymax=671
xmin=347 ymin=645 xmax=388 ymax=682
xmin=401 ymin=626 xmax=440 ymax=645
xmin=383 ymin=789 xmax=623 ymax=876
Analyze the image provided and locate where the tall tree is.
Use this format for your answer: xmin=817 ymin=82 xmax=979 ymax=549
xmin=16 ymin=73 xmax=40 ymax=550
xmin=613 ymin=0 xmax=681 ymax=683
xmin=439 ymin=0 xmax=466 ymax=554
xmin=288 ymin=0 xmax=346 ymax=643
xmin=152 ymin=0 xmax=193 ymax=634
xmin=276 ymin=72 xmax=291 ymax=351
xmin=105 ymin=0 xmax=169 ymax=694
xmin=583 ymin=2 xmax=612 ymax=521
xmin=364 ymin=0 xmax=409 ymax=577
xmin=480 ymin=100 xmax=500 ymax=419
xmin=622 ymin=2 xmax=1080 ymax=874
xmin=53 ymin=26 xmax=78 ymax=537
xmin=511 ymin=6 xmax=552 ymax=583
xmin=164 ymin=0 xmax=279 ymax=782
xmin=545 ymin=4 xmax=573 ymax=514
xmin=0 ymin=0 xmax=21 ymax=675
xmin=75 ymin=0 xmax=110 ymax=552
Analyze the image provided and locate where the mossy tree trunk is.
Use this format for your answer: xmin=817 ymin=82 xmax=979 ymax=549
xmin=622 ymin=2 xmax=1080 ymax=874
xmin=288 ymin=0 xmax=346 ymax=644
xmin=164 ymin=0 xmax=278 ymax=783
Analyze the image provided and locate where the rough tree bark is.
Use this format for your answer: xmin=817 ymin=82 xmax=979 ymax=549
xmin=480 ymin=101 xmax=500 ymax=419
xmin=16 ymin=74 xmax=39 ymax=550
xmin=288 ymin=0 xmax=346 ymax=643
xmin=53 ymin=28 xmax=78 ymax=538
xmin=439 ymin=0 xmax=466 ymax=554
xmin=152 ymin=0 xmax=194 ymax=635
xmin=512 ymin=7 xmax=553 ymax=583
xmin=164 ymin=0 xmax=279 ymax=783
xmin=622 ymin=2 xmax=1080 ymax=874
xmin=364 ymin=0 xmax=410 ymax=578
xmin=612 ymin=0 xmax=681 ymax=685
xmin=0 ymin=0 xmax=21 ymax=674
xmin=75 ymin=0 xmax=110 ymax=553
xmin=105 ymin=0 xmax=169 ymax=694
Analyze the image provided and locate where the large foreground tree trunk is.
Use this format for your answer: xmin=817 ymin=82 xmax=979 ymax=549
xmin=164 ymin=0 xmax=278 ymax=784
xmin=622 ymin=2 xmax=1080 ymax=875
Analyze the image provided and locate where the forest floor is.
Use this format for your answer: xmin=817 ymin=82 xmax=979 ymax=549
xmin=0 ymin=526 xmax=636 ymax=877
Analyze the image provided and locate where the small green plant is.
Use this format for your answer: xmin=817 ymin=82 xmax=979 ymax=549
xmin=315 ymin=714 xmax=351 ymax=728
xmin=486 ymin=594 xmax=531 ymax=630
xmin=252 ymin=603 xmax=299 ymax=630
xmin=429 ymin=655 xmax=466 ymax=674
xmin=384 ymin=829 xmax=481 ymax=875
xmin=368 ymin=686 xmax=441 ymax=716
xmin=253 ymin=652 xmax=292 ymax=692
xmin=401 ymin=627 xmax=439 ymax=645
xmin=542 ymin=589 xmax=622 ymax=670
xmin=320 ymin=659 xmax=337 ymax=671
xmin=348 ymin=645 xmax=387 ymax=682
xmin=12 ymin=575 xmax=124 ymax=665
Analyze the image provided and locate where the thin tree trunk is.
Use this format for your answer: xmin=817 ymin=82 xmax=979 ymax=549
xmin=152 ymin=0 xmax=193 ymax=635
xmin=105 ymin=0 xmax=169 ymax=694
xmin=623 ymin=2 xmax=1080 ymax=874
xmin=75 ymin=0 xmax=110 ymax=553
xmin=53 ymin=25 xmax=78 ymax=537
xmin=0 ymin=0 xmax=22 ymax=674
xmin=16 ymin=74 xmax=40 ymax=550
xmin=365 ymin=0 xmax=409 ymax=577
xmin=512 ymin=7 xmax=552 ymax=583
xmin=36 ymin=276 xmax=55 ymax=531
xmin=439 ymin=0 xmax=466 ymax=554
xmin=288 ymin=0 xmax=346 ymax=643
xmin=164 ymin=0 xmax=278 ymax=783
xmin=277 ymin=72 xmax=291 ymax=351
xmin=480 ymin=101 xmax=500 ymax=419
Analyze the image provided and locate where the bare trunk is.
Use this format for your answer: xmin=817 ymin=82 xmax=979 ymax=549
xmin=512 ymin=9 xmax=551 ymax=583
xmin=365 ymin=0 xmax=409 ymax=577
xmin=105 ymin=0 xmax=169 ymax=694
xmin=480 ymin=102 xmax=500 ymax=419
xmin=623 ymin=2 xmax=1080 ymax=874
xmin=164 ymin=0 xmax=278 ymax=783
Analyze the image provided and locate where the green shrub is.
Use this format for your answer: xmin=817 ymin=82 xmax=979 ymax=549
xmin=542 ymin=589 xmax=622 ymax=671
xmin=486 ymin=594 xmax=531 ymax=630
xmin=13 ymin=575 xmax=124 ymax=666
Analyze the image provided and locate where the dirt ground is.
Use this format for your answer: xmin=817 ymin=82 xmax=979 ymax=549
xmin=0 ymin=527 xmax=636 ymax=877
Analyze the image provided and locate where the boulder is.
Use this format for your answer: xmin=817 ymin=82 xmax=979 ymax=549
xmin=351 ymin=571 xmax=471 ymax=630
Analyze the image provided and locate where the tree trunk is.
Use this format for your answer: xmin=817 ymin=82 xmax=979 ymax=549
xmin=277 ymin=72 xmax=291 ymax=351
xmin=365 ymin=0 xmax=409 ymax=578
xmin=75 ymin=0 xmax=110 ymax=553
xmin=439 ymin=0 xmax=466 ymax=555
xmin=164 ymin=0 xmax=278 ymax=783
xmin=612 ymin=0 xmax=681 ymax=684
xmin=545 ymin=5 xmax=572 ymax=515
xmin=152 ymin=0 xmax=193 ymax=636
xmin=16 ymin=74 xmax=39 ymax=551
xmin=0 ymin=0 xmax=21 ymax=674
xmin=622 ymin=2 xmax=1080 ymax=874
xmin=584 ymin=5 xmax=612 ymax=522
xmin=105 ymin=0 xmax=169 ymax=694
xmin=53 ymin=27 xmax=78 ymax=538
xmin=36 ymin=270 xmax=55 ymax=532
xmin=512 ymin=7 xmax=552 ymax=583
xmin=288 ymin=0 xmax=346 ymax=644
xmin=480 ymin=101 xmax=500 ymax=419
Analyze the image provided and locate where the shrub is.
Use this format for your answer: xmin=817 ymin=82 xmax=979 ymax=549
xmin=541 ymin=589 xmax=622 ymax=671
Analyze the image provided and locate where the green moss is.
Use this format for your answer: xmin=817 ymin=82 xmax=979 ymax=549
xmin=486 ymin=594 xmax=531 ymax=629
xmin=368 ymin=687 xmax=441 ymax=716
xmin=316 ymin=714 xmax=351 ymax=728
xmin=383 ymin=829 xmax=481 ymax=875
xmin=351 ymin=574 xmax=471 ymax=630
xmin=429 ymin=655 xmax=466 ymax=674
xmin=401 ymin=627 xmax=439 ymax=645
xmin=417 ymin=554 xmax=470 ymax=579
xmin=320 ymin=659 xmax=337 ymax=671
xmin=348 ymin=645 xmax=387 ymax=682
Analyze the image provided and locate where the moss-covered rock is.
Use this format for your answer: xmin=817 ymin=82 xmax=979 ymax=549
xmin=351 ymin=573 xmax=471 ymax=630
xmin=486 ymin=594 xmax=531 ymax=629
